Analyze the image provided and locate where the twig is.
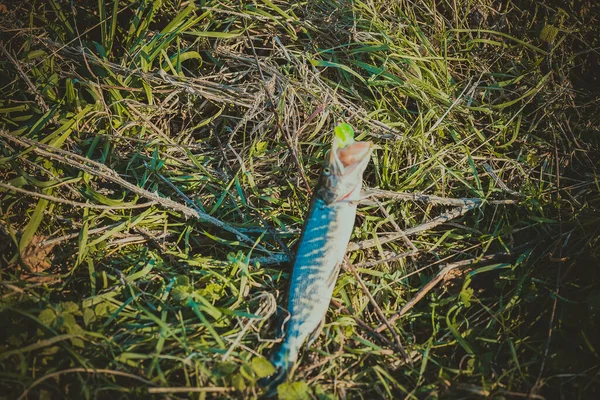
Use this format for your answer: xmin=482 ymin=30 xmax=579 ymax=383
xmin=425 ymin=77 xmax=474 ymax=134
xmin=348 ymin=205 xmax=475 ymax=252
xmin=253 ymin=205 xmax=484 ymax=265
xmin=250 ymin=253 xmax=289 ymax=266
xmin=147 ymin=387 xmax=234 ymax=394
xmin=375 ymin=252 xmax=512 ymax=333
xmin=0 ymin=43 xmax=51 ymax=115
xmin=0 ymin=334 xmax=82 ymax=360
xmin=343 ymin=257 xmax=409 ymax=361
xmin=375 ymin=199 xmax=418 ymax=251
xmin=0 ymin=182 xmax=157 ymax=210
xmin=482 ymin=163 xmax=523 ymax=197
xmin=352 ymin=250 xmax=419 ymax=269
xmin=363 ymin=188 xmax=518 ymax=206
xmin=0 ymin=130 xmax=267 ymax=252
xmin=41 ymin=223 xmax=122 ymax=246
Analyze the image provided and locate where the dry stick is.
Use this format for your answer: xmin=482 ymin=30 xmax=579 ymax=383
xmin=375 ymin=199 xmax=418 ymax=252
xmin=343 ymin=257 xmax=410 ymax=361
xmin=0 ymin=131 xmax=267 ymax=252
xmin=348 ymin=205 xmax=475 ymax=252
xmin=41 ymin=222 xmax=123 ymax=246
xmin=353 ymin=249 xmax=419 ymax=269
xmin=375 ymin=253 xmax=511 ymax=333
xmin=147 ymin=387 xmax=234 ymax=394
xmin=244 ymin=29 xmax=312 ymax=193
xmin=363 ymin=188 xmax=518 ymax=206
xmin=0 ymin=43 xmax=51 ymax=115
xmin=482 ymin=162 xmax=524 ymax=197
xmin=253 ymin=205 xmax=478 ymax=266
xmin=294 ymin=102 xmax=327 ymax=139
xmin=0 ymin=182 xmax=157 ymax=211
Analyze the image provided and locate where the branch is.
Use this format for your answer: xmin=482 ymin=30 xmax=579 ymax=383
xmin=375 ymin=252 xmax=513 ymax=333
xmin=348 ymin=205 xmax=475 ymax=252
xmin=0 ymin=130 xmax=268 ymax=252
xmin=363 ymin=188 xmax=518 ymax=206
xmin=0 ymin=182 xmax=156 ymax=210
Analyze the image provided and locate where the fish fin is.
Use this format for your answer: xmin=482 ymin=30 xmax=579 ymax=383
xmin=326 ymin=261 xmax=342 ymax=289
xmin=258 ymin=345 xmax=293 ymax=397
xmin=306 ymin=317 xmax=325 ymax=348
xmin=258 ymin=365 xmax=289 ymax=398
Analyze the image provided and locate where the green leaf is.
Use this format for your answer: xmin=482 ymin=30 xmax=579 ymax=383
xmin=251 ymin=357 xmax=276 ymax=378
xmin=94 ymin=302 xmax=112 ymax=317
xmin=308 ymin=59 xmax=366 ymax=84
xmin=39 ymin=309 xmax=56 ymax=326
xmin=232 ymin=373 xmax=246 ymax=391
xmin=19 ymin=198 xmax=49 ymax=254
xmin=278 ymin=381 xmax=310 ymax=400
xmin=172 ymin=285 xmax=192 ymax=302
xmin=61 ymin=312 xmax=76 ymax=331
xmin=459 ymin=286 xmax=474 ymax=308
xmin=83 ymin=308 xmax=95 ymax=326
xmin=334 ymin=123 xmax=355 ymax=148
xmin=61 ymin=301 xmax=79 ymax=314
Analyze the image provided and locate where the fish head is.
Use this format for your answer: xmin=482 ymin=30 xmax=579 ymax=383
xmin=317 ymin=138 xmax=373 ymax=203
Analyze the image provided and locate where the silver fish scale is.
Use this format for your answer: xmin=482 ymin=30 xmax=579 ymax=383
xmin=273 ymin=196 xmax=357 ymax=367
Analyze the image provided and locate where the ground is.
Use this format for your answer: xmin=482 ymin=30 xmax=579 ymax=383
xmin=0 ymin=0 xmax=599 ymax=399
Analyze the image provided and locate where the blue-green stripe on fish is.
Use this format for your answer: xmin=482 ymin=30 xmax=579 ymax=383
xmin=260 ymin=137 xmax=373 ymax=393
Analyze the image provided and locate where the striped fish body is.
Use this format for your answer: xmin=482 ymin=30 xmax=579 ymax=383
xmin=271 ymin=193 xmax=359 ymax=371
xmin=261 ymin=138 xmax=373 ymax=391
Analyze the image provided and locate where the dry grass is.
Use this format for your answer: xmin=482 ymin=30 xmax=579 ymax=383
xmin=0 ymin=0 xmax=599 ymax=399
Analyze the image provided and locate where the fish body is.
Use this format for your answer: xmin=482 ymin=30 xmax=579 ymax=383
xmin=261 ymin=138 xmax=373 ymax=391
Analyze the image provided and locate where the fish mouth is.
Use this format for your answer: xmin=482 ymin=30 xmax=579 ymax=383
xmin=329 ymin=139 xmax=373 ymax=176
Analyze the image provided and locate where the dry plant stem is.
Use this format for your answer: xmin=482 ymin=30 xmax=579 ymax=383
xmin=0 ymin=130 xmax=266 ymax=252
xmin=253 ymin=205 xmax=476 ymax=265
xmin=353 ymin=250 xmax=419 ymax=269
xmin=343 ymin=257 xmax=409 ymax=361
xmin=0 ymin=334 xmax=82 ymax=360
xmin=0 ymin=182 xmax=157 ymax=211
xmin=348 ymin=205 xmax=475 ymax=252
xmin=482 ymin=163 xmax=524 ymax=197
xmin=375 ymin=253 xmax=512 ymax=333
xmin=244 ymin=28 xmax=312 ymax=193
xmin=41 ymin=223 xmax=122 ymax=246
xmin=147 ymin=387 xmax=234 ymax=394
xmin=363 ymin=188 xmax=518 ymax=206
xmin=375 ymin=199 xmax=418 ymax=251
xmin=0 ymin=43 xmax=51 ymax=115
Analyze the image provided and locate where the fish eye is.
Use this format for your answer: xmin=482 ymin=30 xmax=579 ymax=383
xmin=323 ymin=167 xmax=331 ymax=175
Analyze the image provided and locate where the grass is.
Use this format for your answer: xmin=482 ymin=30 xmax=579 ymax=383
xmin=0 ymin=0 xmax=599 ymax=398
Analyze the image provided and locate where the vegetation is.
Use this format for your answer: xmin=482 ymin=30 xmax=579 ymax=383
xmin=0 ymin=0 xmax=599 ymax=398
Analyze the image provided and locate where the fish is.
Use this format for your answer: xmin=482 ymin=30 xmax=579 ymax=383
xmin=260 ymin=136 xmax=373 ymax=393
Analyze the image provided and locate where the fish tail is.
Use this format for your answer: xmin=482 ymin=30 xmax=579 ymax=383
xmin=258 ymin=342 xmax=297 ymax=396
